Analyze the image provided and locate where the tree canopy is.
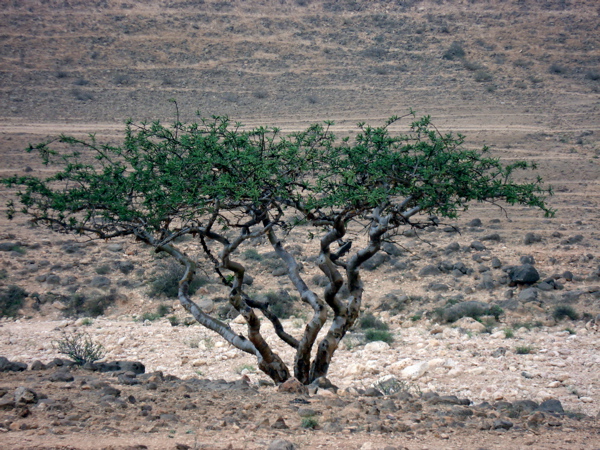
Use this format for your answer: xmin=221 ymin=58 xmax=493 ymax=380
xmin=3 ymin=111 xmax=553 ymax=384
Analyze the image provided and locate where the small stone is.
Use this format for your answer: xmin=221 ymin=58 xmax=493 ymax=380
xmin=580 ymin=397 xmax=593 ymax=403
xmin=271 ymin=417 xmax=289 ymax=429
xmin=493 ymin=419 xmax=513 ymax=430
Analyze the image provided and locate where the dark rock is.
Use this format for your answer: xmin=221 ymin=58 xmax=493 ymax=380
xmin=310 ymin=377 xmax=338 ymax=393
xmin=518 ymin=288 xmax=539 ymax=303
xmin=428 ymin=395 xmax=469 ymax=405
xmin=537 ymin=399 xmax=564 ymax=414
xmin=382 ymin=242 xmax=403 ymax=257
xmin=561 ymin=290 xmax=584 ymax=303
xmin=243 ymin=274 xmax=254 ymax=286
xmin=524 ymin=232 xmax=542 ymax=245
xmin=467 ymin=218 xmax=482 ymax=227
xmin=482 ymin=233 xmax=501 ymax=242
xmin=48 ymin=371 xmax=74 ymax=382
xmin=267 ymin=439 xmax=295 ymax=450
xmin=100 ymin=386 xmax=122 ymax=398
xmin=0 ymin=396 xmax=15 ymax=410
xmin=491 ymin=257 xmax=502 ymax=269
xmin=562 ymin=271 xmax=574 ymax=281
xmin=470 ymin=241 xmax=486 ymax=251
xmin=429 ymin=283 xmax=449 ymax=292
xmin=418 ymin=265 xmax=441 ymax=277
xmin=30 ymin=360 xmax=46 ymax=371
xmin=14 ymin=387 xmax=38 ymax=405
xmin=364 ymin=387 xmax=383 ymax=397
xmin=363 ymin=252 xmax=390 ymax=271
xmin=272 ymin=266 xmax=287 ymax=277
xmin=445 ymin=242 xmax=460 ymax=254
xmin=0 ymin=242 xmax=19 ymax=252
xmin=117 ymin=361 xmax=145 ymax=374
xmin=537 ymin=281 xmax=553 ymax=291
xmin=560 ymin=235 xmax=583 ymax=245
xmin=0 ymin=357 xmax=27 ymax=372
xmin=520 ymin=255 xmax=535 ymax=265
xmin=509 ymin=264 xmax=540 ymax=286
xmin=46 ymin=274 xmax=61 ymax=285
xmin=493 ymin=419 xmax=513 ymax=430
xmin=90 ymin=276 xmax=111 ymax=288
xmin=511 ymin=400 xmax=539 ymax=415
xmin=116 ymin=260 xmax=134 ymax=274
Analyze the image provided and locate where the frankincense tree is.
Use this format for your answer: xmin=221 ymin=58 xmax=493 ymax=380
xmin=3 ymin=111 xmax=552 ymax=384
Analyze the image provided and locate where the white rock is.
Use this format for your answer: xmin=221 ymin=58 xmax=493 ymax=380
xmin=364 ymin=341 xmax=391 ymax=352
xmin=536 ymin=391 xmax=555 ymax=402
xmin=454 ymin=317 xmax=486 ymax=332
xmin=547 ymin=381 xmax=561 ymax=388
xmin=401 ymin=361 xmax=429 ymax=379
xmin=580 ymin=397 xmax=593 ymax=403
xmin=428 ymin=358 xmax=447 ymax=369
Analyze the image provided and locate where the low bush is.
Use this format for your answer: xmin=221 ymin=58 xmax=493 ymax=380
xmin=0 ymin=285 xmax=28 ymax=317
xmin=148 ymin=260 xmax=208 ymax=299
xmin=365 ymin=329 xmax=394 ymax=343
xmin=359 ymin=313 xmax=389 ymax=330
xmin=553 ymin=305 xmax=579 ymax=321
xmin=53 ymin=332 xmax=105 ymax=365
xmin=62 ymin=292 xmax=117 ymax=318
xmin=443 ymin=41 xmax=465 ymax=60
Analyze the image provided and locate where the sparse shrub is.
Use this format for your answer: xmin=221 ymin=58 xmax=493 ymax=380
xmin=373 ymin=377 xmax=420 ymax=396
xmin=53 ymin=332 xmax=105 ymax=365
xmin=263 ymin=290 xmax=298 ymax=319
xmin=148 ymin=260 xmax=207 ymax=299
xmin=71 ymin=89 xmax=94 ymax=101
xmin=167 ymin=315 xmax=179 ymax=326
xmin=0 ymin=285 xmax=28 ymax=317
xmin=113 ymin=74 xmax=133 ymax=85
xmin=56 ymin=71 xmax=69 ymax=79
xmin=62 ymin=292 xmax=116 ymax=318
xmin=0 ymin=269 xmax=7 ymax=280
xmin=364 ymin=329 xmax=394 ymax=343
xmin=235 ymin=364 xmax=256 ymax=374
xmin=442 ymin=41 xmax=465 ymax=60
xmin=141 ymin=304 xmax=170 ymax=322
xmin=463 ymin=60 xmax=483 ymax=71
xmin=564 ymin=327 xmax=576 ymax=335
xmin=549 ymin=64 xmax=567 ymax=75
xmin=307 ymin=95 xmax=319 ymax=104
xmin=73 ymin=78 xmax=89 ymax=86
xmin=252 ymin=90 xmax=269 ymax=99
xmin=553 ymin=305 xmax=579 ymax=321
xmin=359 ymin=313 xmax=388 ymax=330
xmin=585 ymin=71 xmax=600 ymax=81
xmin=515 ymin=345 xmax=534 ymax=355
xmin=411 ymin=314 xmax=422 ymax=321
xmin=474 ymin=70 xmax=493 ymax=82
xmin=223 ymin=93 xmax=239 ymax=103
xmin=504 ymin=327 xmax=514 ymax=338
xmin=362 ymin=46 xmax=389 ymax=59
xmin=301 ymin=416 xmax=319 ymax=429
xmin=81 ymin=318 xmax=94 ymax=326
xmin=243 ymin=248 xmax=263 ymax=261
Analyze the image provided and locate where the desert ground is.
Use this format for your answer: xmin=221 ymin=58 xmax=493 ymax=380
xmin=0 ymin=0 xmax=599 ymax=448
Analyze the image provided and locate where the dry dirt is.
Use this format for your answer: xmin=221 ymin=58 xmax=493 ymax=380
xmin=1 ymin=0 xmax=600 ymax=448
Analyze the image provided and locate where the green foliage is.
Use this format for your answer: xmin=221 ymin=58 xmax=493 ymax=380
xmin=0 ymin=285 xmax=28 ymax=317
xmin=553 ymin=305 xmax=579 ymax=321
xmin=263 ymin=290 xmax=298 ymax=319
xmin=359 ymin=313 xmax=389 ymax=330
xmin=301 ymin=416 xmax=319 ymax=429
xmin=503 ymin=327 xmax=514 ymax=339
xmin=53 ymin=332 xmax=105 ymax=365
xmin=515 ymin=345 xmax=534 ymax=355
xmin=148 ymin=260 xmax=207 ymax=299
xmin=364 ymin=329 xmax=394 ymax=343
xmin=243 ymin=248 xmax=263 ymax=261
xmin=141 ymin=304 xmax=170 ymax=322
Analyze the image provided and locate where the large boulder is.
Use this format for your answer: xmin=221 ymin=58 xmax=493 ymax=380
xmin=509 ymin=264 xmax=540 ymax=286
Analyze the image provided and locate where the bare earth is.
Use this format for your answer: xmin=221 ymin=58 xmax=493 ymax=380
xmin=1 ymin=0 xmax=600 ymax=448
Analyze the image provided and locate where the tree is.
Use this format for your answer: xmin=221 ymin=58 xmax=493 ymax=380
xmin=2 ymin=111 xmax=553 ymax=384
